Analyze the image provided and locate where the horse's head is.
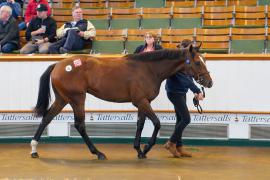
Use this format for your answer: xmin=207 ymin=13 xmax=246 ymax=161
xmin=182 ymin=44 xmax=213 ymax=88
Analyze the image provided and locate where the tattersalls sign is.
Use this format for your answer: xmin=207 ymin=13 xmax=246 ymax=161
xmin=0 ymin=112 xmax=270 ymax=124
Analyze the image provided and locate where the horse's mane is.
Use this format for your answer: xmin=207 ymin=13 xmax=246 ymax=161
xmin=125 ymin=49 xmax=185 ymax=62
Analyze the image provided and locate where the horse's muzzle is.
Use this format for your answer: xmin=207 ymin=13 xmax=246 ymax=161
xmin=207 ymin=80 xmax=213 ymax=88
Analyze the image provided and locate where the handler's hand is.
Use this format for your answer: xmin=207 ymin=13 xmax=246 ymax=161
xmin=194 ymin=92 xmax=204 ymax=101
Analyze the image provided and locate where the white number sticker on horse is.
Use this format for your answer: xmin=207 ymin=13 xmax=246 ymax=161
xmin=65 ymin=65 xmax=72 ymax=72
xmin=73 ymin=59 xmax=82 ymax=67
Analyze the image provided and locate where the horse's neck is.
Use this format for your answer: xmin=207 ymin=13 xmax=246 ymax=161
xmin=147 ymin=59 xmax=185 ymax=82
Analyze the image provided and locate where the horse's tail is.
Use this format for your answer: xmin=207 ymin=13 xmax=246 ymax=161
xmin=33 ymin=63 xmax=56 ymax=117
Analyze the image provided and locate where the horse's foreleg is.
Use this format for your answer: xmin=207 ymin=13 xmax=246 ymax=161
xmin=71 ymin=96 xmax=107 ymax=160
xmin=134 ymin=111 xmax=146 ymax=159
xmin=137 ymin=99 xmax=161 ymax=157
xmin=31 ymin=98 xmax=66 ymax=158
xmin=143 ymin=112 xmax=160 ymax=156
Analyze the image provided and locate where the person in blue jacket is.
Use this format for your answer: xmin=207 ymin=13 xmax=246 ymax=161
xmin=0 ymin=0 xmax=21 ymax=19
xmin=164 ymin=39 xmax=204 ymax=158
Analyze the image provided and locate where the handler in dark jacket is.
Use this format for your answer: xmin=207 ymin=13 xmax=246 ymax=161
xmin=20 ymin=4 xmax=56 ymax=54
xmin=49 ymin=6 xmax=96 ymax=54
xmin=164 ymin=39 xmax=204 ymax=158
xmin=0 ymin=5 xmax=19 ymax=53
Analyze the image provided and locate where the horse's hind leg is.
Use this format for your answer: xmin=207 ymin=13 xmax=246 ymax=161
xmin=70 ymin=94 xmax=107 ymax=160
xmin=31 ymin=96 xmax=66 ymax=158
xmin=137 ymin=99 xmax=161 ymax=157
xmin=134 ymin=111 xmax=146 ymax=159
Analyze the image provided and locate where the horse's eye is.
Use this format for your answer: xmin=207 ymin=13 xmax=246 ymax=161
xmin=195 ymin=61 xmax=201 ymax=66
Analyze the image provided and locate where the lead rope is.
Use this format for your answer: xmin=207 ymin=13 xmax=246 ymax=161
xmin=193 ymin=87 xmax=205 ymax=114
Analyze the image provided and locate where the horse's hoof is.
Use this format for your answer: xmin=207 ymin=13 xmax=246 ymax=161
xmin=138 ymin=153 xmax=147 ymax=159
xmin=31 ymin=152 xmax=39 ymax=158
xmin=97 ymin=153 xmax=107 ymax=160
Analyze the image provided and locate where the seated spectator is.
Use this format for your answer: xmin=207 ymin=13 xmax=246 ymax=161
xmin=0 ymin=0 xmax=22 ymax=8
xmin=134 ymin=31 xmax=162 ymax=54
xmin=49 ymin=6 xmax=96 ymax=54
xmin=19 ymin=0 xmax=51 ymax=30
xmin=15 ymin=0 xmax=22 ymax=9
xmin=0 ymin=0 xmax=21 ymax=19
xmin=0 ymin=5 xmax=19 ymax=53
xmin=20 ymin=4 xmax=56 ymax=54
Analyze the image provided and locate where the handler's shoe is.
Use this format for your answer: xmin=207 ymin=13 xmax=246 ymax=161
xmin=164 ymin=141 xmax=181 ymax=158
xmin=177 ymin=146 xmax=192 ymax=157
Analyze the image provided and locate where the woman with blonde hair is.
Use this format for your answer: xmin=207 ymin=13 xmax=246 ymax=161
xmin=134 ymin=31 xmax=162 ymax=53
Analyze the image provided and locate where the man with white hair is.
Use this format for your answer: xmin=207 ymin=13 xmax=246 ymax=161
xmin=0 ymin=5 xmax=19 ymax=53
xmin=49 ymin=6 xmax=96 ymax=54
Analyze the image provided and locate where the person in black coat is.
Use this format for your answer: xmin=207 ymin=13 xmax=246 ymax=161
xmin=20 ymin=4 xmax=56 ymax=54
xmin=0 ymin=5 xmax=19 ymax=53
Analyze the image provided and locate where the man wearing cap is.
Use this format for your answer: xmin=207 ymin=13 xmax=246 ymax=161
xmin=24 ymin=0 xmax=51 ymax=27
xmin=18 ymin=0 xmax=51 ymax=30
xmin=49 ymin=6 xmax=96 ymax=54
xmin=20 ymin=4 xmax=56 ymax=54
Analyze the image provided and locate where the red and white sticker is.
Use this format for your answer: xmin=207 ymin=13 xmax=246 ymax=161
xmin=73 ymin=59 xmax=82 ymax=67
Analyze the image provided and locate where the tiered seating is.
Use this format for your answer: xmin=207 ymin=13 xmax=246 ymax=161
xmin=161 ymin=28 xmax=194 ymax=48
xmin=107 ymin=0 xmax=135 ymax=8
xmin=49 ymin=2 xmax=270 ymax=30
xmin=227 ymin=0 xmax=257 ymax=6
xmin=83 ymin=9 xmax=110 ymax=29
xmin=165 ymin=0 xmax=257 ymax=7
xmin=203 ymin=6 xmax=234 ymax=28
xmin=196 ymin=0 xmax=227 ymax=7
xmin=234 ymin=6 xmax=266 ymax=27
xmin=51 ymin=0 xmax=76 ymax=9
xmin=136 ymin=0 xmax=165 ymax=8
xmin=78 ymin=0 xmax=107 ymax=9
xmin=231 ymin=28 xmax=266 ymax=53
xmin=195 ymin=28 xmax=230 ymax=53
xmin=91 ymin=29 xmax=127 ymax=54
xmin=110 ymin=8 xmax=141 ymax=29
xmin=141 ymin=8 xmax=171 ymax=29
xmin=52 ymin=9 xmax=72 ymax=28
xmin=171 ymin=7 xmax=202 ymax=28
xmin=165 ymin=0 xmax=195 ymax=8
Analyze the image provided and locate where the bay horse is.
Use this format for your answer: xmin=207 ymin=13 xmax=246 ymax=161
xmin=31 ymin=45 xmax=213 ymax=160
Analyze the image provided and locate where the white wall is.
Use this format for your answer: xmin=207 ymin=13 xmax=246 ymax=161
xmin=0 ymin=60 xmax=269 ymax=112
